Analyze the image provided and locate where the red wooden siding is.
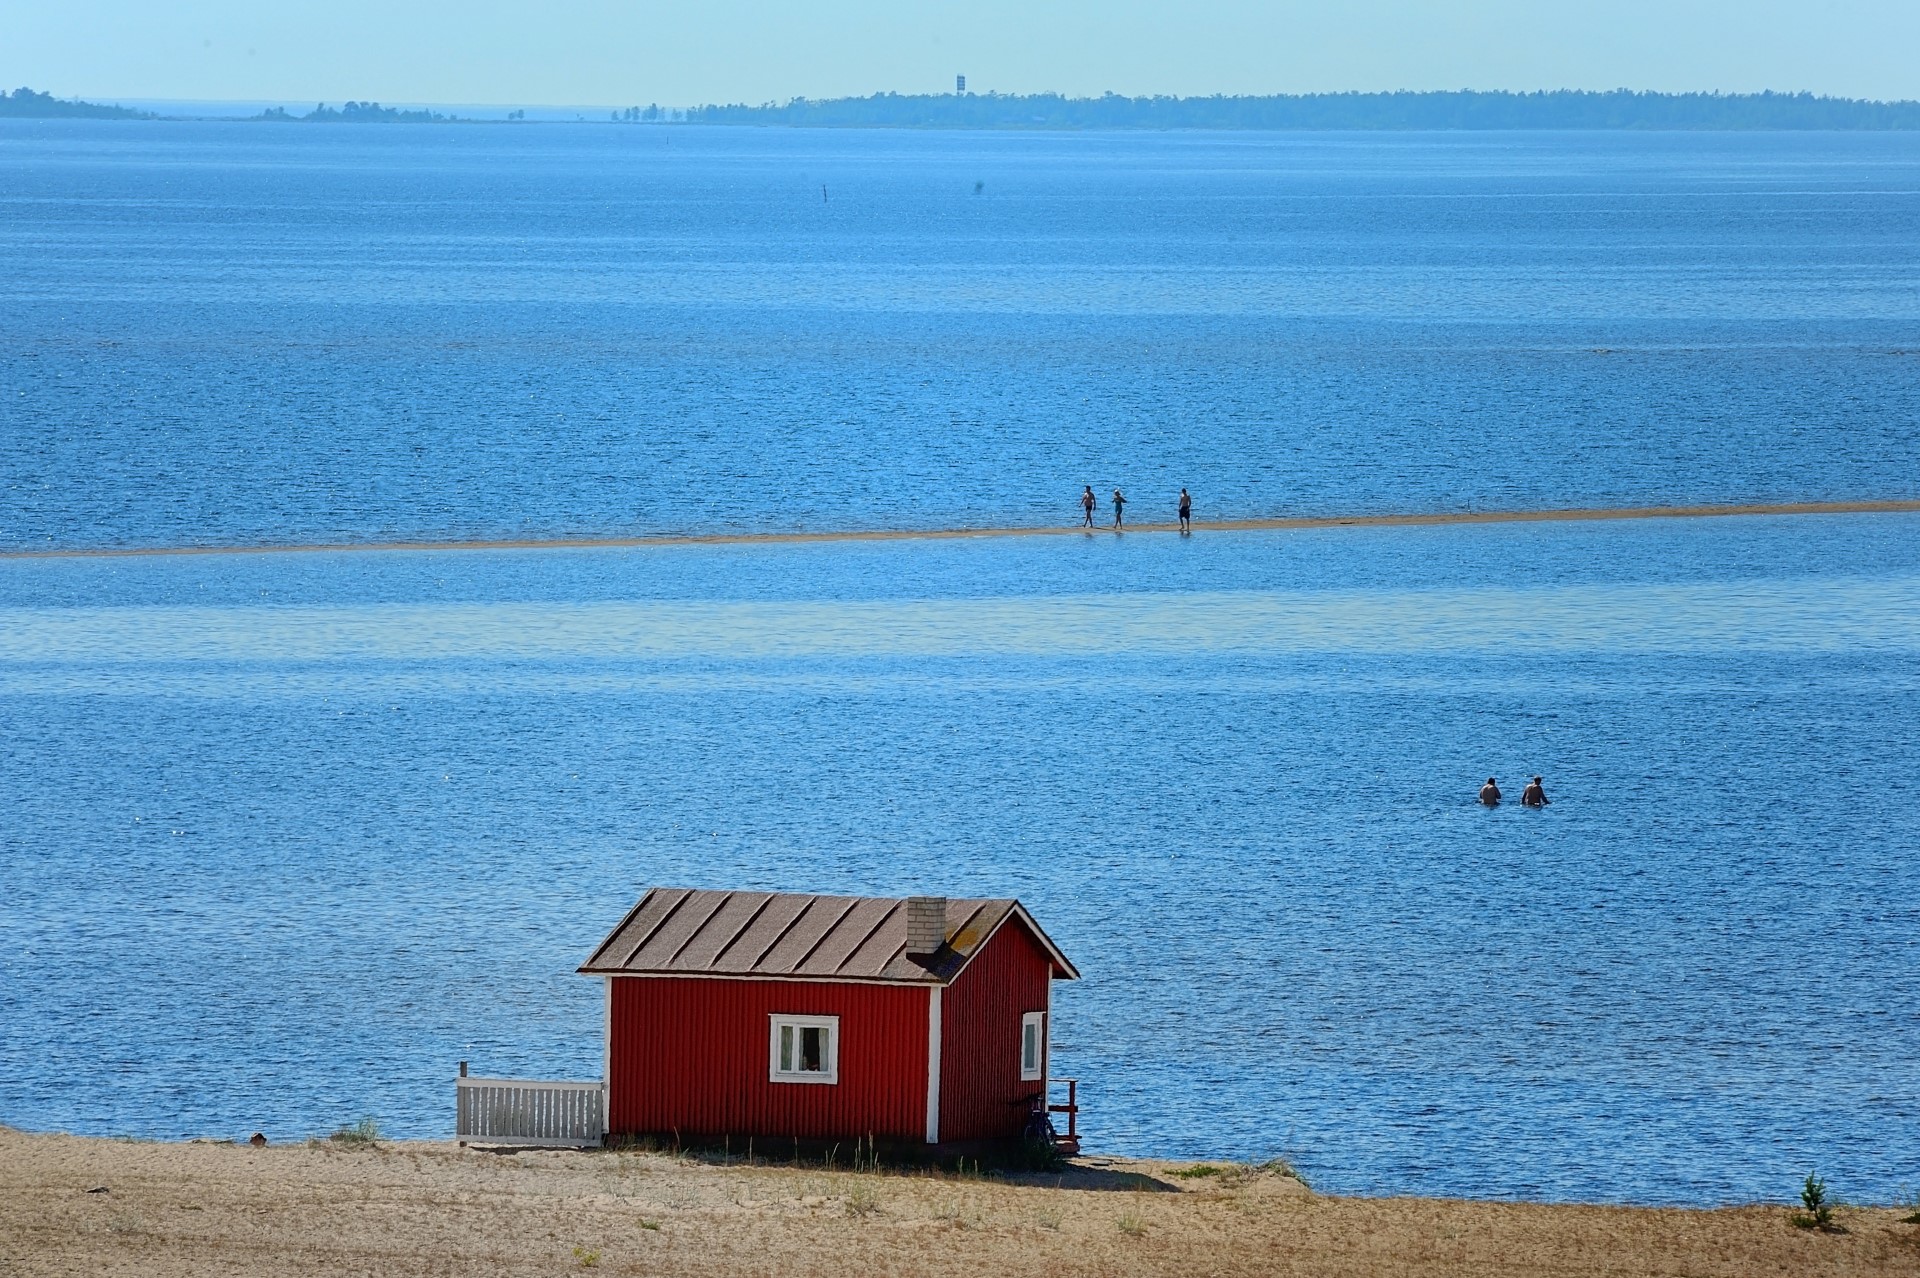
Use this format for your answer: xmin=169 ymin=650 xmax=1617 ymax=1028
xmin=938 ymin=918 xmax=1055 ymax=1142
xmin=608 ymin=976 xmax=928 ymax=1143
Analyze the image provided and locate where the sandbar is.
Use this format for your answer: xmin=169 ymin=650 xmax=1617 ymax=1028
xmin=4 ymin=498 xmax=1917 ymax=561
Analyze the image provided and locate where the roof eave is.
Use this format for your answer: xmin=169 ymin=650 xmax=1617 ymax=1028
xmin=575 ymin=966 xmax=939 ymax=986
xmin=1001 ymin=900 xmax=1081 ymax=980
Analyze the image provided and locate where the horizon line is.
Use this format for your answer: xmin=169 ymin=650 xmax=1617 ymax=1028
xmin=26 ymin=85 xmax=1920 ymax=114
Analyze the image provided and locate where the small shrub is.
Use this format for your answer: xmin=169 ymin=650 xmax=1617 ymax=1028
xmin=1011 ymin=1137 xmax=1063 ymax=1171
xmin=1258 ymin=1157 xmax=1310 ymax=1190
xmin=1117 ymin=1212 xmax=1147 ymax=1237
xmin=572 ymin=1245 xmax=600 ymax=1268
xmin=1171 ymin=1164 xmax=1223 ymax=1179
xmin=637 ymin=1219 xmax=661 ymax=1231
xmin=1789 ymin=1172 xmax=1838 ymax=1231
xmin=844 ymin=1180 xmax=880 ymax=1218
xmin=1033 ymin=1206 xmax=1062 ymax=1231
xmin=327 ymin=1117 xmax=380 ymax=1146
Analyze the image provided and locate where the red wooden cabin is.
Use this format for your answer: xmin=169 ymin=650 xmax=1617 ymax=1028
xmin=578 ymin=887 xmax=1080 ymax=1156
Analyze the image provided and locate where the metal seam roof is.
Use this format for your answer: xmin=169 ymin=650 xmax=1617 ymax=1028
xmin=615 ymin=889 xmax=687 ymax=969
xmin=707 ymin=894 xmax=774 ymax=971
xmin=578 ymin=888 xmax=1078 ymax=985
xmin=745 ymin=896 xmax=809 ymax=970
xmin=786 ymin=897 xmax=860 ymax=975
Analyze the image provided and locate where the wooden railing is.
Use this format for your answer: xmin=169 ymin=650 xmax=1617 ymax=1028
xmin=1048 ymin=1077 xmax=1080 ymax=1154
xmin=456 ymin=1066 xmax=605 ymax=1148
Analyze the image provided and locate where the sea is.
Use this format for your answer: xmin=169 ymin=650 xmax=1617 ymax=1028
xmin=1 ymin=121 xmax=1917 ymax=1206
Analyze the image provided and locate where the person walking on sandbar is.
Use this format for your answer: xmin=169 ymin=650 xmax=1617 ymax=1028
xmin=1081 ymin=485 xmax=1096 ymax=527
xmin=1112 ymin=488 xmax=1127 ymax=529
xmin=1521 ymin=776 xmax=1550 ymax=808
xmin=1178 ymin=487 xmax=1192 ymax=533
xmin=1479 ymin=777 xmax=1501 ymax=807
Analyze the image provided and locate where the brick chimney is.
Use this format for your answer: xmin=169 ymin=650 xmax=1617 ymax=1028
xmin=905 ymin=896 xmax=948 ymax=956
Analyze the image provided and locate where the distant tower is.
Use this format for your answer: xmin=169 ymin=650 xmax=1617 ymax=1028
xmin=956 ymin=74 xmax=967 ymax=94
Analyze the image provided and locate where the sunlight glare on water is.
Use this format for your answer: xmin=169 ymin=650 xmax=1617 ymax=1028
xmin=2 ymin=576 xmax=1919 ymax=672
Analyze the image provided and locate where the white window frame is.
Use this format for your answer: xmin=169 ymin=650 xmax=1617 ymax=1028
xmin=1020 ymin=1011 xmax=1045 ymax=1081
xmin=768 ymin=1014 xmax=840 ymax=1085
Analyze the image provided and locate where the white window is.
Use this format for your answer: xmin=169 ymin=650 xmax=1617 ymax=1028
xmin=769 ymin=1014 xmax=839 ymax=1084
xmin=1020 ymin=1011 xmax=1045 ymax=1081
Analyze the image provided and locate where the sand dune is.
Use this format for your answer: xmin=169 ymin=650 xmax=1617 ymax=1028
xmin=5 ymin=499 xmax=1917 ymax=561
xmin=3 ymin=1128 xmax=1914 ymax=1277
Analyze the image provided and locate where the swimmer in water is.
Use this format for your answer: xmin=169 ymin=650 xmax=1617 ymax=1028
xmin=1521 ymin=776 xmax=1549 ymax=808
xmin=1479 ymin=777 xmax=1501 ymax=806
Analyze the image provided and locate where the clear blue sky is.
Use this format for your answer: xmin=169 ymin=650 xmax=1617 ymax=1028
xmin=6 ymin=0 xmax=1918 ymax=106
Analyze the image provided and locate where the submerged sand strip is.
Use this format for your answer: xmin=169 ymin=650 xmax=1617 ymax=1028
xmin=6 ymin=498 xmax=1918 ymax=562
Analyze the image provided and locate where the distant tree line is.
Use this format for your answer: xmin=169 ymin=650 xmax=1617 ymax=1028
xmin=684 ymin=89 xmax=1920 ymax=131
xmin=0 ymin=87 xmax=150 ymax=119
xmin=256 ymin=101 xmax=451 ymax=123
xmin=11 ymin=84 xmax=1920 ymax=130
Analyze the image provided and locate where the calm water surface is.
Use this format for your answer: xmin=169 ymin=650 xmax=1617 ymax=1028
xmin=3 ymin=515 xmax=1917 ymax=1205
xmin=3 ymin=124 xmax=1917 ymax=1204
xmin=3 ymin=124 xmax=1919 ymax=547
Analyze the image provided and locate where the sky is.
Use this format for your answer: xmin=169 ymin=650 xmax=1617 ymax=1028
xmin=5 ymin=0 xmax=1919 ymax=107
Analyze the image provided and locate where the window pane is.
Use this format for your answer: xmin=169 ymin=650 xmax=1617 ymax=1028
xmin=800 ymin=1026 xmax=823 ymax=1072
xmin=1023 ymin=1021 xmax=1038 ymax=1070
xmin=780 ymin=1025 xmax=794 ymax=1072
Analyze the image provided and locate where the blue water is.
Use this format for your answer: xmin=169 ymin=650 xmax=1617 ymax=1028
xmin=3 ymin=123 xmax=1919 ymax=1205
xmin=3 ymin=123 xmax=1919 ymax=547
xmin=4 ymin=515 xmax=1918 ymax=1205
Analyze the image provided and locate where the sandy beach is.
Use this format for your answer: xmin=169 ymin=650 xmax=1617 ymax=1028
xmin=3 ymin=1128 xmax=1914 ymax=1278
xmin=4 ymin=498 xmax=1916 ymax=561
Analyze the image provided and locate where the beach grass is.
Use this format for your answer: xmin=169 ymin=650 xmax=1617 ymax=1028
xmin=324 ymin=1116 xmax=381 ymax=1147
xmin=4 ymin=1127 xmax=1917 ymax=1277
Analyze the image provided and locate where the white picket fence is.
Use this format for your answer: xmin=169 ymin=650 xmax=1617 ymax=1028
xmin=456 ymin=1076 xmax=606 ymax=1148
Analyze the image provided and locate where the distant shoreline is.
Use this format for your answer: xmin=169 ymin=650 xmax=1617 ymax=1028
xmin=10 ymin=87 xmax=1920 ymax=129
xmin=6 ymin=498 xmax=1916 ymax=562
xmin=684 ymin=89 xmax=1920 ymax=132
